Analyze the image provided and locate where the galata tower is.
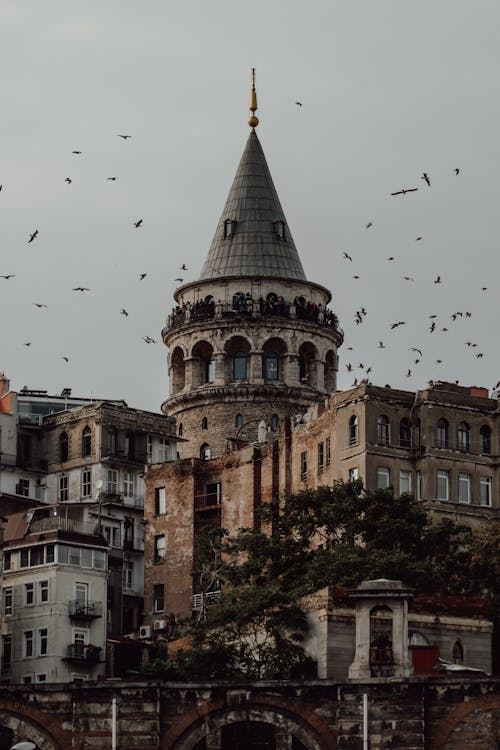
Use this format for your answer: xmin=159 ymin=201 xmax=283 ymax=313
xmin=162 ymin=72 xmax=343 ymax=459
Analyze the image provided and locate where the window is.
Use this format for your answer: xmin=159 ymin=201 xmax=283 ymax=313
xmin=317 ymin=443 xmax=324 ymax=474
xmin=273 ymin=219 xmax=285 ymax=239
xmin=205 ymin=358 xmax=215 ymax=383
xmin=233 ymin=352 xmax=247 ymax=380
xmin=235 ymin=413 xmax=243 ymax=428
xmin=437 ymin=418 xmax=449 ymax=449
xmin=452 ymin=639 xmax=464 ymax=665
xmin=107 ymin=469 xmax=118 ymax=495
xmin=376 ymin=415 xmax=390 ymax=446
xmin=2 ymin=635 xmax=12 ymax=670
xmin=153 ymin=584 xmax=164 ymax=612
xmin=457 ymin=422 xmax=470 ymax=452
xmin=263 ymin=352 xmax=279 ymax=380
xmin=36 ymin=673 xmax=47 ymax=683
xmin=205 ymin=482 xmax=221 ymax=505
xmin=46 ymin=544 xmax=55 ymax=563
xmin=112 ymin=527 xmax=120 ymax=547
xmin=223 ymin=218 xmax=236 ymax=239
xmin=200 ymin=443 xmax=211 ymax=460
xmin=377 ymin=467 xmax=390 ymax=490
xmin=24 ymin=630 xmax=34 ymax=658
xmin=416 ymin=471 xmax=422 ymax=501
xmin=437 ymin=470 xmax=449 ymax=501
xmin=81 ymin=468 xmax=91 ymax=498
xmin=124 ymin=472 xmax=135 ymax=498
xmin=75 ymin=582 xmax=88 ymax=609
xmin=17 ymin=478 xmax=30 ymax=497
xmin=158 ymin=437 xmax=169 ymax=461
xmin=326 ymin=437 xmax=331 ymax=467
xmin=154 ymin=535 xmax=166 ymax=562
xmin=147 ymin=434 xmax=153 ymax=462
xmin=3 ymin=587 xmax=13 ymax=616
xmin=38 ymin=628 xmax=48 ymax=656
xmin=399 ymin=419 xmax=411 ymax=448
xmin=124 ymin=518 xmax=134 ymax=549
xmin=106 ymin=428 xmax=117 ymax=455
xmin=349 ymin=467 xmax=359 ymax=482
xmin=82 ymin=426 xmax=91 ymax=457
xmin=39 ymin=580 xmax=49 ymax=603
xmin=178 ymin=423 xmax=183 ymax=437
xmin=25 ymin=583 xmax=34 ymax=606
xmin=22 ymin=675 xmax=33 ymax=684
xmin=480 ymin=425 xmax=492 ymax=454
xmin=60 ymin=432 xmax=69 ymax=462
xmin=349 ymin=415 xmax=358 ymax=446
xmin=270 ymin=414 xmax=279 ymax=431
xmin=201 ymin=417 xmax=208 ymax=430
xmin=480 ymin=476 xmax=492 ymax=506
xmin=123 ymin=561 xmax=134 ymax=590
xmin=155 ymin=487 xmax=166 ymax=515
xmin=4 ymin=551 xmax=11 ymax=571
xmin=400 ymin=470 xmax=412 ymax=495
xmin=124 ymin=432 xmax=135 ymax=459
xmin=59 ymin=474 xmax=68 ymax=502
xmin=300 ymin=451 xmax=307 ymax=482
xmin=458 ymin=473 xmax=471 ymax=504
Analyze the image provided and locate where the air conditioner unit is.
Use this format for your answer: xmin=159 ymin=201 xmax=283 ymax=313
xmin=138 ymin=625 xmax=152 ymax=639
xmin=153 ymin=619 xmax=166 ymax=631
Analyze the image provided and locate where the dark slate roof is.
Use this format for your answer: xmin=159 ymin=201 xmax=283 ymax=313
xmin=199 ymin=130 xmax=307 ymax=281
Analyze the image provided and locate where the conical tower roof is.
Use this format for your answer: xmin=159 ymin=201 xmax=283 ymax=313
xmin=199 ymin=129 xmax=307 ymax=281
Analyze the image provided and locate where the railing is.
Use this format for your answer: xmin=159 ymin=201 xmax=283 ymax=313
xmin=192 ymin=591 xmax=221 ymax=610
xmin=29 ymin=516 xmax=100 ymax=536
xmin=65 ymin=643 xmax=102 ymax=663
xmin=0 ymin=453 xmax=16 ymax=467
xmin=101 ymin=492 xmax=144 ymax=509
xmin=68 ymin=600 xmax=103 ymax=619
xmin=163 ymin=299 xmax=343 ymax=337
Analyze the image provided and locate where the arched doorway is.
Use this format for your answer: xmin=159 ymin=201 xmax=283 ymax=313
xmin=0 ymin=702 xmax=69 ymax=750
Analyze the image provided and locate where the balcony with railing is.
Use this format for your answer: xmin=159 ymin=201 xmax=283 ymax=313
xmin=64 ymin=643 xmax=102 ymax=663
xmin=68 ymin=600 xmax=103 ymax=620
xmin=192 ymin=591 xmax=221 ymax=610
xmin=29 ymin=515 xmax=100 ymax=537
xmin=100 ymin=492 xmax=144 ymax=509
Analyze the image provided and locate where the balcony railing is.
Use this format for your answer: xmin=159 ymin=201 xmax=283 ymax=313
xmin=0 ymin=453 xmax=16 ymax=467
xmin=101 ymin=492 xmax=144 ymax=509
xmin=29 ymin=516 xmax=100 ymax=536
xmin=68 ymin=600 xmax=103 ymax=619
xmin=192 ymin=591 xmax=221 ymax=610
xmin=64 ymin=643 xmax=102 ymax=663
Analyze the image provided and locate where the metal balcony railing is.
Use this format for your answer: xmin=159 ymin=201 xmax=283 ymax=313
xmin=192 ymin=591 xmax=221 ymax=610
xmin=65 ymin=643 xmax=102 ymax=663
xmin=68 ymin=600 xmax=103 ymax=619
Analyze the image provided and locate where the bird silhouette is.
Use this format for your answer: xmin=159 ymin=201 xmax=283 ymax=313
xmin=62 ymin=357 xmax=69 ymax=363
xmin=72 ymin=150 xmax=82 ymax=154
xmin=352 ymin=275 xmax=360 ymax=279
xmin=295 ymin=101 xmax=302 ymax=107
xmin=378 ymin=341 xmax=385 ymax=348
xmin=346 ymin=363 xmax=353 ymax=372
xmin=107 ymin=177 xmax=117 ymax=181
xmin=28 ymin=230 xmax=38 ymax=243
xmin=416 ymin=237 xmax=422 ymax=241
xmin=390 ymin=188 xmax=418 ymax=196
xmin=0 ymin=185 xmax=3 ymax=191
xmin=33 ymin=303 xmax=48 ymax=308
xmin=0 ymin=275 xmax=15 ymax=280
xmin=430 ymin=322 xmax=436 ymax=332
xmin=410 ymin=347 xmax=423 ymax=356
xmin=482 ymin=287 xmax=487 ymax=291
xmin=421 ymin=173 xmax=431 ymax=187
xmin=476 ymin=353 xmax=484 ymax=358
xmin=133 ymin=219 xmax=143 ymax=228
xmin=365 ymin=222 xmax=373 ymax=228
xmin=343 ymin=252 xmax=352 ymax=261
xmin=139 ymin=273 xmax=147 ymax=280
xmin=455 ymin=168 xmax=460 ymax=175
xmin=387 ymin=257 xmax=395 ymax=261
xmin=391 ymin=321 xmax=406 ymax=329
xmin=406 ymin=369 xmax=412 ymax=377
xmin=65 ymin=177 xmax=72 ymax=184
xmin=180 ymin=264 xmax=187 ymax=270
xmin=174 ymin=278 xmax=184 ymax=283
xmin=143 ymin=336 xmax=157 ymax=344
xmin=72 ymin=287 xmax=90 ymax=292
xmin=117 ymin=134 xmax=132 ymax=139
xmin=120 ymin=308 xmax=129 ymax=316
xmin=434 ymin=276 xmax=441 ymax=284
xmin=436 ymin=359 xmax=443 ymax=364
xmin=402 ymin=276 xmax=414 ymax=282
xmin=23 ymin=342 xmax=31 ymax=347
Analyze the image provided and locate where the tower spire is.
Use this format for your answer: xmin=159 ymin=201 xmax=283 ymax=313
xmin=248 ymin=67 xmax=259 ymax=129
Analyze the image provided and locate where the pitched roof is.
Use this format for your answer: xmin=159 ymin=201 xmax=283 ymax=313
xmin=199 ymin=130 xmax=306 ymax=281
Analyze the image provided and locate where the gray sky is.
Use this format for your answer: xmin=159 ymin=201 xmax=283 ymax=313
xmin=2 ymin=0 xmax=500 ymax=412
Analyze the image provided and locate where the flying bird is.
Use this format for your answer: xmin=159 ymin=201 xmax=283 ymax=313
xmin=295 ymin=101 xmax=302 ymax=107
xmin=139 ymin=273 xmax=147 ymax=280
xmin=390 ymin=188 xmax=418 ymax=196
xmin=72 ymin=287 xmax=90 ymax=292
xmin=352 ymin=275 xmax=360 ymax=279
xmin=402 ymin=276 xmax=414 ymax=281
xmin=454 ymin=168 xmax=460 ymax=175
xmin=410 ymin=347 xmax=423 ymax=356
xmin=72 ymin=150 xmax=82 ymax=154
xmin=62 ymin=357 xmax=69 ymax=363
xmin=436 ymin=359 xmax=443 ymax=364
xmin=387 ymin=257 xmax=395 ymax=261
xmin=378 ymin=341 xmax=385 ymax=348
xmin=430 ymin=321 xmax=436 ymax=332
xmin=65 ymin=177 xmax=72 ymax=184
xmin=174 ymin=278 xmax=184 ymax=283
xmin=28 ymin=230 xmax=38 ymax=243
xmin=482 ymin=287 xmax=487 ymax=291
xmin=118 ymin=134 xmax=132 ymax=139
xmin=107 ymin=177 xmax=117 ymax=181
xmin=416 ymin=237 xmax=422 ymax=241
xmin=421 ymin=173 xmax=431 ymax=187
xmin=133 ymin=219 xmax=143 ymax=228
xmin=33 ymin=303 xmax=48 ymax=308
xmin=391 ymin=321 xmax=406 ymax=329
xmin=143 ymin=336 xmax=157 ymax=344
xmin=476 ymin=353 xmax=484 ymax=358
xmin=23 ymin=342 xmax=31 ymax=347
xmin=365 ymin=222 xmax=373 ymax=228
xmin=346 ymin=363 xmax=353 ymax=372
xmin=406 ymin=369 xmax=412 ymax=377
xmin=120 ymin=308 xmax=129 ymax=316
xmin=180 ymin=264 xmax=187 ymax=270
xmin=0 ymin=275 xmax=15 ymax=279
xmin=343 ymin=252 xmax=352 ymax=261
xmin=434 ymin=276 xmax=441 ymax=284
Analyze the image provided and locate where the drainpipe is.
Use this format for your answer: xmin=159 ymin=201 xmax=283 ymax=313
xmin=363 ymin=692 xmax=368 ymax=750
xmin=112 ymin=696 xmax=117 ymax=750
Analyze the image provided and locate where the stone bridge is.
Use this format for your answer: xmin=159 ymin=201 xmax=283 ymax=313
xmin=0 ymin=678 xmax=499 ymax=749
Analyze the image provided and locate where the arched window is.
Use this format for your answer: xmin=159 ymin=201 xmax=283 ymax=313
xmin=200 ymin=443 xmax=211 ymax=461
xmin=349 ymin=415 xmax=358 ymax=446
xmin=82 ymin=426 xmax=91 ymax=457
xmin=452 ymin=639 xmax=464 ymax=665
xmin=125 ymin=432 xmax=135 ymax=459
xmin=233 ymin=352 xmax=247 ymax=380
xmin=376 ymin=415 xmax=390 ymax=446
xmin=171 ymin=347 xmax=186 ymax=394
xmin=235 ymin=413 xmax=243 ymax=428
xmin=298 ymin=342 xmax=317 ymax=387
xmin=324 ymin=350 xmax=337 ymax=393
xmin=437 ymin=418 xmax=449 ymax=449
xmin=60 ymin=432 xmax=69 ymax=462
xmin=106 ymin=427 xmax=117 ymax=455
xmin=263 ymin=352 xmax=279 ymax=380
xmin=480 ymin=425 xmax=492 ymax=454
xmin=178 ymin=423 xmax=183 ymax=437
xmin=457 ymin=422 xmax=470 ymax=452
xmin=399 ymin=418 xmax=411 ymax=448
xmin=201 ymin=417 xmax=208 ymax=430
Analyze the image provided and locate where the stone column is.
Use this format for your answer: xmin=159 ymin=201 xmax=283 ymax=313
xmin=250 ymin=351 xmax=264 ymax=384
xmin=214 ymin=352 xmax=226 ymax=386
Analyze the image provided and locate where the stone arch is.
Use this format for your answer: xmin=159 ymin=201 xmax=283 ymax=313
xmin=170 ymin=346 xmax=186 ymax=394
xmin=224 ymin=335 xmax=252 ymax=382
xmin=431 ymin=693 xmax=500 ymax=749
xmin=262 ymin=336 xmax=287 ymax=381
xmin=324 ymin=349 xmax=337 ymax=393
xmin=191 ymin=340 xmax=215 ymax=387
xmin=161 ymin=694 xmax=337 ymax=750
xmin=298 ymin=341 xmax=319 ymax=388
xmin=0 ymin=700 xmax=70 ymax=750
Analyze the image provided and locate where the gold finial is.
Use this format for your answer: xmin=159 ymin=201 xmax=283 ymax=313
xmin=248 ymin=67 xmax=259 ymax=129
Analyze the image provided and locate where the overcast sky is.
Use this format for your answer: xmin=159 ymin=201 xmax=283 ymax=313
xmin=1 ymin=1 xmax=499 ymax=412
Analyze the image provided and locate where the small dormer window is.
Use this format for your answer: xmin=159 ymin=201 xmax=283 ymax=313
xmin=224 ymin=219 xmax=237 ymax=239
xmin=273 ymin=220 xmax=285 ymax=240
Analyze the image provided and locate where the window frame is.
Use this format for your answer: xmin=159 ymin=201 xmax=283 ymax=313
xmin=23 ymin=630 xmax=34 ymax=658
xmin=300 ymin=451 xmax=307 ymax=482
xmin=480 ymin=475 xmax=492 ymax=506
xmin=38 ymin=627 xmax=48 ymax=656
xmin=377 ymin=467 xmax=390 ymax=490
xmin=317 ymin=442 xmax=324 ymax=474
xmin=457 ymin=422 xmax=470 ymax=452
xmin=349 ymin=415 xmax=358 ymax=447
xmin=153 ymin=583 xmax=165 ymax=613
xmin=458 ymin=472 xmax=471 ymax=504
xmin=82 ymin=426 xmax=91 ymax=457
xmin=399 ymin=469 xmax=412 ymax=495
xmin=399 ymin=418 xmax=412 ymax=448
xmin=155 ymin=487 xmax=166 ymax=515
xmin=39 ymin=580 xmax=49 ymax=603
xmin=81 ymin=468 xmax=92 ymax=498
xmin=24 ymin=582 xmax=35 ymax=607
xmin=480 ymin=425 xmax=492 ymax=454
xmin=3 ymin=587 xmax=13 ymax=616
xmin=376 ymin=415 xmax=390 ymax=447
xmin=59 ymin=473 xmax=68 ymax=502
xmin=437 ymin=470 xmax=450 ymax=501
xmin=437 ymin=418 xmax=449 ymax=449
xmin=154 ymin=534 xmax=166 ymax=562
xmin=233 ymin=351 xmax=248 ymax=381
